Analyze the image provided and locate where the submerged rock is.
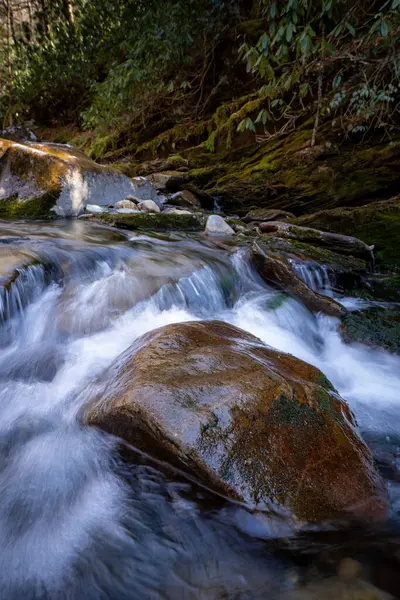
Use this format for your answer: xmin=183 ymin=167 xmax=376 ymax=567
xmin=0 ymin=139 xmax=145 ymax=217
xmin=252 ymin=241 xmax=345 ymax=317
xmin=82 ymin=320 xmax=387 ymax=523
xmin=259 ymin=221 xmax=374 ymax=261
xmin=205 ymin=215 xmax=235 ymax=236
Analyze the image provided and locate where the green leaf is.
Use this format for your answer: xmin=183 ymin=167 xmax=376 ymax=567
xmin=286 ymin=23 xmax=295 ymax=42
xmin=255 ymin=109 xmax=270 ymax=124
xmin=391 ymin=0 xmax=400 ymax=8
xmin=270 ymin=3 xmax=277 ymax=19
xmin=346 ymin=23 xmax=356 ymax=36
xmin=380 ymin=21 xmax=389 ymax=36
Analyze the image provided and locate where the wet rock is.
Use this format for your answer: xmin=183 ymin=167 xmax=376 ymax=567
xmin=257 ymin=236 xmax=367 ymax=292
xmin=82 ymin=320 xmax=387 ymax=523
xmin=252 ymin=241 xmax=345 ymax=317
xmin=147 ymin=171 xmax=187 ymax=191
xmin=0 ymin=139 xmax=141 ymax=217
xmin=168 ymin=189 xmax=201 ymax=209
xmin=205 ymin=215 xmax=235 ymax=236
xmin=341 ymin=307 xmax=400 ymax=354
xmin=259 ymin=221 xmax=373 ymax=261
xmin=85 ymin=204 xmax=105 ymax=214
xmin=244 ymin=208 xmax=296 ymax=223
xmin=138 ymin=200 xmax=161 ymax=213
xmin=115 ymin=198 xmax=138 ymax=209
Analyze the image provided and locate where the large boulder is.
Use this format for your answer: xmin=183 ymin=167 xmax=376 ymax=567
xmin=252 ymin=241 xmax=345 ymax=317
xmin=82 ymin=320 xmax=387 ymax=523
xmin=0 ymin=139 xmax=151 ymax=217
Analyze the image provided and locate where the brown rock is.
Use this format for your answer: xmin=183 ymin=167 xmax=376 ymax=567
xmin=82 ymin=320 xmax=387 ymax=523
xmin=252 ymin=241 xmax=345 ymax=317
xmin=244 ymin=208 xmax=296 ymax=223
xmin=147 ymin=170 xmax=186 ymax=191
xmin=168 ymin=189 xmax=202 ymax=209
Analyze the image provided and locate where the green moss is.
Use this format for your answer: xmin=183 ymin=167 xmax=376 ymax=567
xmin=315 ymin=373 xmax=338 ymax=393
xmin=295 ymin=197 xmax=400 ymax=269
xmin=93 ymin=211 xmax=205 ymax=231
xmin=0 ymin=191 xmax=58 ymax=219
xmin=341 ymin=307 xmax=400 ymax=353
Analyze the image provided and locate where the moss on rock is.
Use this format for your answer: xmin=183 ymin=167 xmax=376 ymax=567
xmin=341 ymin=307 xmax=400 ymax=354
xmin=0 ymin=191 xmax=58 ymax=219
xmin=294 ymin=196 xmax=400 ymax=269
xmin=92 ymin=211 xmax=205 ymax=231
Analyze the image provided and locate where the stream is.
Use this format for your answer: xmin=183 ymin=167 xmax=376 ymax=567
xmin=0 ymin=219 xmax=400 ymax=599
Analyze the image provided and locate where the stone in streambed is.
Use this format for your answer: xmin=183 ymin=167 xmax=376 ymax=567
xmin=86 ymin=204 xmax=105 ymax=214
xmin=82 ymin=320 xmax=387 ymax=523
xmin=115 ymin=198 xmax=138 ymax=209
xmin=252 ymin=241 xmax=345 ymax=317
xmin=168 ymin=189 xmax=201 ymax=209
xmin=205 ymin=215 xmax=235 ymax=236
xmin=138 ymin=200 xmax=161 ymax=213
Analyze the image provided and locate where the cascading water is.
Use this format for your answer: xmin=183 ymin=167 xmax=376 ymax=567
xmin=0 ymin=219 xmax=399 ymax=599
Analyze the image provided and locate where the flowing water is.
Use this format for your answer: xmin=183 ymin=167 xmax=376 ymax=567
xmin=0 ymin=219 xmax=400 ymax=599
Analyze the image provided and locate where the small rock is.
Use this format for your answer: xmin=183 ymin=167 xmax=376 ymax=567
xmin=115 ymin=208 xmax=141 ymax=214
xmin=165 ymin=208 xmax=193 ymax=215
xmin=148 ymin=171 xmax=186 ymax=191
xmin=85 ymin=204 xmax=105 ymax=214
xmin=205 ymin=215 xmax=235 ymax=236
xmin=138 ymin=200 xmax=161 ymax=214
xmin=244 ymin=208 xmax=296 ymax=223
xmin=115 ymin=199 xmax=138 ymax=209
xmin=168 ymin=189 xmax=201 ymax=209
xmin=338 ymin=558 xmax=363 ymax=581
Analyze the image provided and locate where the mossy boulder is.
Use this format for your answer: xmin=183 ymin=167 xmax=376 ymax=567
xmin=89 ymin=211 xmax=205 ymax=231
xmin=341 ymin=308 xmax=400 ymax=354
xmin=82 ymin=320 xmax=387 ymax=523
xmin=0 ymin=139 xmax=138 ymax=218
xmin=294 ymin=197 xmax=400 ymax=270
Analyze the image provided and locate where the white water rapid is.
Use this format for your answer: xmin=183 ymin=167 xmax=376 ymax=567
xmin=0 ymin=220 xmax=399 ymax=599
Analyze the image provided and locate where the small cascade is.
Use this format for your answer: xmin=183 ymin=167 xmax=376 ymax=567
xmin=290 ymin=260 xmax=334 ymax=294
xmin=0 ymin=264 xmax=50 ymax=325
